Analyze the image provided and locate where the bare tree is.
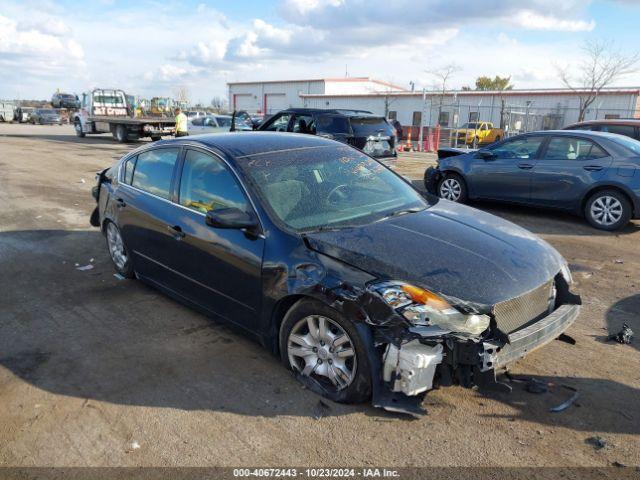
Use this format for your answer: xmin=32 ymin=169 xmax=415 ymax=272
xmin=210 ymin=96 xmax=226 ymax=113
xmin=557 ymin=40 xmax=639 ymax=122
xmin=425 ymin=64 xmax=461 ymax=124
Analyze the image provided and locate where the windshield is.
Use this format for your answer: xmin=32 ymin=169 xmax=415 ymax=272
xmin=238 ymin=145 xmax=426 ymax=232
xmin=460 ymin=122 xmax=480 ymax=129
xmin=613 ymin=135 xmax=640 ymax=156
xmin=349 ymin=117 xmax=393 ymax=137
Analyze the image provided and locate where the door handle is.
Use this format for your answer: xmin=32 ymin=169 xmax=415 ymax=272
xmin=116 ymin=198 xmax=126 ymax=208
xmin=167 ymin=225 xmax=185 ymax=240
xmin=517 ymin=163 xmax=534 ymax=170
xmin=583 ymin=165 xmax=603 ymax=172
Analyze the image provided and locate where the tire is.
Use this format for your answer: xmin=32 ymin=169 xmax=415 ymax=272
xmin=74 ymin=119 xmax=85 ymax=137
xmin=279 ymin=299 xmax=371 ymax=404
xmin=494 ymin=136 xmax=501 ymax=142
xmin=105 ymin=221 xmax=135 ymax=278
xmin=584 ymin=189 xmax=631 ymax=231
xmin=114 ymin=124 xmax=128 ymax=143
xmin=438 ymin=172 xmax=468 ymax=203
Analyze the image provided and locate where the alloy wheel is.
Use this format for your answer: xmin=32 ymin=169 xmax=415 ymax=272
xmin=287 ymin=315 xmax=356 ymax=391
xmin=440 ymin=178 xmax=462 ymax=201
xmin=106 ymin=223 xmax=128 ymax=270
xmin=590 ymin=195 xmax=623 ymax=226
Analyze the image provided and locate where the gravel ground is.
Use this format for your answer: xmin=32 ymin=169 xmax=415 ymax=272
xmin=0 ymin=124 xmax=638 ymax=468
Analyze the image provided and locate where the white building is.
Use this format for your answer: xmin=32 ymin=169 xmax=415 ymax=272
xmin=228 ymin=77 xmax=640 ymax=132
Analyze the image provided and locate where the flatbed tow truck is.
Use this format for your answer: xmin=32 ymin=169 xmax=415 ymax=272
xmin=73 ymin=89 xmax=175 ymax=142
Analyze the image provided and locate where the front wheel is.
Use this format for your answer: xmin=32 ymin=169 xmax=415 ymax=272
xmin=105 ymin=221 xmax=134 ymax=278
xmin=74 ymin=119 xmax=85 ymax=137
xmin=438 ymin=173 xmax=468 ymax=203
xmin=585 ymin=190 xmax=631 ymax=231
xmin=279 ymin=299 xmax=371 ymax=404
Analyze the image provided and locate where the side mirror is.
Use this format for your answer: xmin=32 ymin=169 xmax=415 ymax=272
xmin=477 ymin=150 xmax=496 ymax=161
xmin=205 ymin=208 xmax=258 ymax=231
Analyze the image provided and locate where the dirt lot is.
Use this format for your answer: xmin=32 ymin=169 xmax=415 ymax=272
xmin=0 ymin=123 xmax=638 ymax=468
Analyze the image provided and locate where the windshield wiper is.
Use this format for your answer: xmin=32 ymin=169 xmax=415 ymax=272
xmin=375 ymin=206 xmax=424 ymax=222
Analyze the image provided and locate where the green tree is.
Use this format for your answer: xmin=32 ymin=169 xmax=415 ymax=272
xmin=475 ymin=75 xmax=513 ymax=91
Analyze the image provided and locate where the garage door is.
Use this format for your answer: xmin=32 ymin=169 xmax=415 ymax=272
xmin=264 ymin=93 xmax=288 ymax=115
xmin=233 ymin=94 xmax=255 ymax=112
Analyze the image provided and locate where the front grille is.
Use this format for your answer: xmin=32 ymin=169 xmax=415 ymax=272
xmin=492 ymin=280 xmax=555 ymax=334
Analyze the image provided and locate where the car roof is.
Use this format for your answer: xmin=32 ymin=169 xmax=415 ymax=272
xmin=565 ymin=119 xmax=640 ymax=127
xmin=277 ymin=107 xmax=382 ymax=118
xmin=154 ymin=131 xmax=341 ymax=158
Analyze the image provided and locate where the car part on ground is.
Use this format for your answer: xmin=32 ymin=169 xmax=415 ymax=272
xmin=425 ymin=130 xmax=640 ymax=230
xmin=90 ymin=132 xmax=582 ymax=416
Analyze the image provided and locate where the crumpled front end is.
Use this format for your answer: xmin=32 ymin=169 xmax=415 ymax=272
xmin=363 ymin=270 xmax=581 ymax=416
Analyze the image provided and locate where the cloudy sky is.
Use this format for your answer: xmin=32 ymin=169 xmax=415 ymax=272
xmin=1 ymin=0 xmax=639 ymax=103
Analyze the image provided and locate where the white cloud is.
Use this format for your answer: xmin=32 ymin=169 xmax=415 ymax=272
xmin=512 ymin=10 xmax=596 ymax=31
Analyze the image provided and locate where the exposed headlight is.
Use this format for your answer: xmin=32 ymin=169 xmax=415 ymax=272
xmin=374 ymin=283 xmax=490 ymax=335
xmin=560 ymin=262 xmax=573 ymax=285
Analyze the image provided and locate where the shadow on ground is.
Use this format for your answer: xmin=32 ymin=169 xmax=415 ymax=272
xmin=0 ymin=229 xmax=638 ymax=431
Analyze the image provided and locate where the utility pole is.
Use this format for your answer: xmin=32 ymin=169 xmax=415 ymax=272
xmin=418 ymin=88 xmax=426 ymax=152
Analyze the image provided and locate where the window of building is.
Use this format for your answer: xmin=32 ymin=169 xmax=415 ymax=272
xmin=131 ymin=148 xmax=179 ymax=199
xmin=604 ymin=114 xmax=621 ymax=119
xmin=438 ymin=111 xmax=450 ymax=126
xmin=179 ymin=150 xmax=249 ymax=215
xmin=412 ymin=111 xmax=422 ymax=126
xmin=468 ymin=111 xmax=479 ymax=122
xmin=388 ymin=111 xmax=397 ymax=120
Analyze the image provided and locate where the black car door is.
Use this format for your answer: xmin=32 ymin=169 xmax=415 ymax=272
xmin=168 ymin=148 xmax=265 ymax=328
xmin=467 ymin=135 xmax=546 ymax=202
xmin=531 ymin=135 xmax=614 ymax=209
xmin=115 ymin=147 xmax=190 ymax=294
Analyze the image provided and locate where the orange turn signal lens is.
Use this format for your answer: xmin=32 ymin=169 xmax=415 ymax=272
xmin=401 ymin=285 xmax=451 ymax=310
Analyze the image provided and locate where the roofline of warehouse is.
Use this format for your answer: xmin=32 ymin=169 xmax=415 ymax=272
xmin=227 ymin=77 xmax=407 ymax=91
xmin=299 ymin=87 xmax=640 ymax=98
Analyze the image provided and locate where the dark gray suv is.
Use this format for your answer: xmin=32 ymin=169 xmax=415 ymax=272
xmin=425 ymin=131 xmax=640 ymax=230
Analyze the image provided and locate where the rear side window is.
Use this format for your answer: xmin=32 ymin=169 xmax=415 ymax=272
xmin=179 ymin=150 xmax=249 ymax=214
xmin=316 ymin=115 xmax=350 ymax=135
xmin=544 ymin=137 xmax=608 ymax=160
xmin=131 ymin=148 xmax=179 ymax=199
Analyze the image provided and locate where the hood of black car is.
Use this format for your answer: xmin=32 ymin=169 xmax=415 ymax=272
xmin=304 ymin=200 xmax=564 ymax=307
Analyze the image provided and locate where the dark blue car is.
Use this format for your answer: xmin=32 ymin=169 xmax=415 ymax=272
xmin=425 ymin=131 xmax=640 ymax=230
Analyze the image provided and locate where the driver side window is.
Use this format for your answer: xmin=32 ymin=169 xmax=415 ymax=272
xmin=487 ymin=136 xmax=544 ymax=159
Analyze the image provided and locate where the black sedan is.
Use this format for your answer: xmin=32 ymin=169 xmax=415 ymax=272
xmin=90 ymin=132 xmax=580 ymax=415
xmin=425 ymin=130 xmax=640 ymax=230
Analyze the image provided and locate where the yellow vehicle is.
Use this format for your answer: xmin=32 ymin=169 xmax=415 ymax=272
xmin=454 ymin=121 xmax=503 ymax=146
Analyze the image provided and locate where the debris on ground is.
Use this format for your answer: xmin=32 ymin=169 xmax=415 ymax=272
xmin=614 ymin=259 xmax=624 ymax=264
xmin=611 ymin=461 xmax=627 ymax=468
xmin=113 ymin=273 xmax=125 ymax=280
xmin=526 ymin=378 xmax=549 ymax=394
xmin=585 ymin=436 xmax=610 ymax=450
xmin=557 ymin=333 xmax=576 ymax=345
xmin=313 ymin=400 xmax=331 ymax=420
xmin=76 ymin=264 xmax=94 ymax=271
xmin=549 ymin=385 xmax=579 ymax=413
xmin=608 ymin=324 xmax=634 ymax=344
xmin=79 ymin=178 xmax=86 ymax=184
xmin=125 ymin=441 xmax=141 ymax=453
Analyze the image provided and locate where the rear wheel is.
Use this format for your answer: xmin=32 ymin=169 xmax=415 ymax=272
xmin=114 ymin=124 xmax=128 ymax=143
xmin=585 ymin=190 xmax=631 ymax=231
xmin=279 ymin=299 xmax=371 ymax=404
xmin=105 ymin=221 xmax=134 ymax=278
xmin=438 ymin=173 xmax=468 ymax=203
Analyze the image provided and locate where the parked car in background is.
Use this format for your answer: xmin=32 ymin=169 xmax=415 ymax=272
xmin=189 ymin=115 xmax=252 ymax=134
xmin=563 ymin=119 xmax=640 ymax=141
xmin=51 ymin=92 xmax=79 ymax=109
xmin=14 ymin=106 xmax=34 ymax=123
xmin=90 ymin=132 xmax=580 ymax=415
xmin=258 ymin=108 xmax=397 ymax=158
xmin=425 ymin=130 xmax=640 ymax=230
xmin=0 ymin=102 xmax=16 ymax=122
xmin=30 ymin=108 xmax=62 ymax=125
xmin=453 ymin=121 xmax=503 ymax=147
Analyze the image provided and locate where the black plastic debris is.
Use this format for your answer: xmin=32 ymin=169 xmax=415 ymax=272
xmin=550 ymin=385 xmax=579 ymax=413
xmin=608 ymin=324 xmax=634 ymax=344
xmin=585 ymin=436 xmax=610 ymax=450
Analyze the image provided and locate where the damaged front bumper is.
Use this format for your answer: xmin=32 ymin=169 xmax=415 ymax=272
xmin=373 ymin=300 xmax=581 ymax=417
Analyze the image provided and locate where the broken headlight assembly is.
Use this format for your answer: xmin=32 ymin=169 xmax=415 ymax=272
xmin=374 ymin=282 xmax=490 ymax=336
xmin=560 ymin=262 xmax=573 ymax=285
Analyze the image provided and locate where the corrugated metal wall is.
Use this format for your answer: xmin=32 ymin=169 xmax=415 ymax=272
xmin=229 ymin=80 xmax=324 ymax=115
